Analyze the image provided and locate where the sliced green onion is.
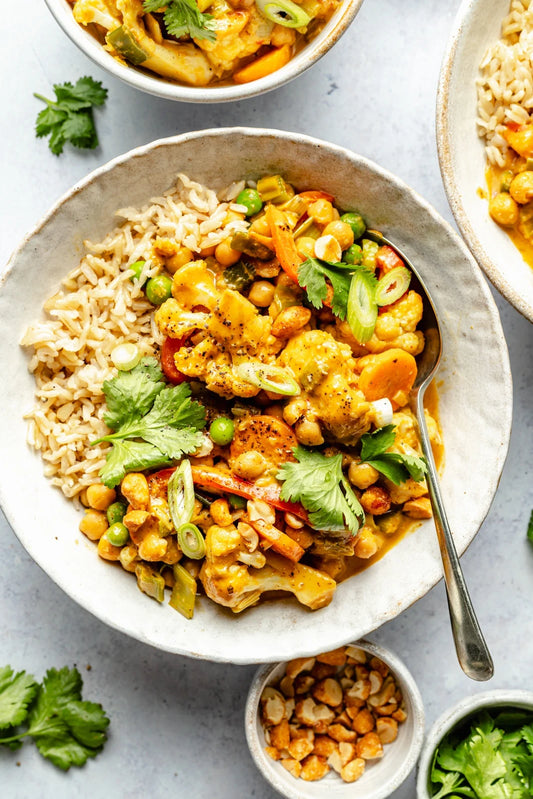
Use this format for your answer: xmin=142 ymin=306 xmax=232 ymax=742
xmin=375 ymin=266 xmax=411 ymax=307
xmin=347 ymin=271 xmax=378 ymax=344
xmin=256 ymin=0 xmax=311 ymax=26
xmin=111 ymin=342 xmax=141 ymax=371
xmin=169 ymin=564 xmax=197 ymax=619
xmin=135 ymin=564 xmax=165 ymax=603
xmin=177 ymin=523 xmax=206 ymax=560
xmin=168 ymin=460 xmax=195 ymax=530
xmin=234 ymin=362 xmax=300 ymax=396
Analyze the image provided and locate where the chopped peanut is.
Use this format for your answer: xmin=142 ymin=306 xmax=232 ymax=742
xmin=261 ymin=687 xmax=286 ymax=726
xmin=300 ymin=754 xmax=329 ymax=781
xmin=265 ymin=746 xmax=281 ymax=761
xmin=341 ymin=757 xmax=366 ymax=783
xmin=287 ymin=738 xmax=314 ymax=761
xmin=355 ymin=732 xmax=384 ymax=760
xmin=312 ymin=735 xmax=338 ymax=758
xmin=312 ymin=678 xmax=343 ymax=707
xmin=281 ymin=758 xmax=302 ymax=778
xmin=352 ymin=707 xmax=375 ymax=735
xmin=316 ymin=647 xmax=347 ymax=666
xmin=327 ymin=723 xmax=357 ymax=743
xmin=338 ymin=741 xmax=357 ymax=766
xmin=270 ymin=719 xmax=290 ymax=750
xmin=286 ymin=657 xmax=316 ymax=680
xmin=376 ymin=717 xmax=399 ymax=744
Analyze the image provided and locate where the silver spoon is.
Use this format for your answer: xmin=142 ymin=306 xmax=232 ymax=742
xmin=365 ymin=231 xmax=494 ymax=682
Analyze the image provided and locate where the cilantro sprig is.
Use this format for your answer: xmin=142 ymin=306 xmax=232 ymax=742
xmin=93 ymin=357 xmax=206 ymax=488
xmin=34 ymin=77 xmax=108 ymax=156
xmin=277 ymin=447 xmax=364 ymax=534
xmin=297 ymin=257 xmax=377 ymax=323
xmin=143 ymin=0 xmax=217 ymax=42
xmin=430 ymin=709 xmax=533 ymax=798
xmin=359 ymin=425 xmax=427 ymax=485
xmin=0 ymin=666 xmax=109 ymax=770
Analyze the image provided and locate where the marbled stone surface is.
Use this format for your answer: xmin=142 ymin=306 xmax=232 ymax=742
xmin=1 ymin=1 xmax=532 ymax=797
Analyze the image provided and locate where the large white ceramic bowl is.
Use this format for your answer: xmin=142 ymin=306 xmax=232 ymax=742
xmin=437 ymin=0 xmax=533 ymax=322
xmin=0 ymin=128 xmax=512 ymax=663
xmin=44 ymin=0 xmax=364 ymax=103
xmin=246 ymin=639 xmax=425 ymax=799
xmin=416 ymin=690 xmax=533 ymax=798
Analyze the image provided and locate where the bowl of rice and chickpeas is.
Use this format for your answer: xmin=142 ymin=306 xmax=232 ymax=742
xmin=0 ymin=129 xmax=511 ymax=662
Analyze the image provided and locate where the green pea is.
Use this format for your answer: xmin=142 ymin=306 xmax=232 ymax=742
xmin=343 ymin=243 xmax=363 ymax=265
xmin=228 ymin=494 xmax=246 ymax=509
xmin=146 ymin=274 xmax=172 ymax=305
xmin=106 ymin=523 xmax=129 ymax=547
xmin=236 ymin=188 xmax=263 ymax=217
xmin=129 ymin=260 xmax=147 ymax=285
xmin=106 ymin=501 xmax=128 ymax=526
xmin=340 ymin=212 xmax=366 ymax=239
xmin=209 ymin=416 xmax=235 ymax=446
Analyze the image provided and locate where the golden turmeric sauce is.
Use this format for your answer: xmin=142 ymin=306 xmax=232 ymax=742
xmin=340 ymin=380 xmax=442 ymax=582
xmin=486 ymin=163 xmax=533 ymax=268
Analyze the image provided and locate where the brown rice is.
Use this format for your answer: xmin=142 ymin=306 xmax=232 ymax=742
xmin=21 ymin=174 xmax=249 ymax=501
xmin=476 ymin=0 xmax=533 ymax=166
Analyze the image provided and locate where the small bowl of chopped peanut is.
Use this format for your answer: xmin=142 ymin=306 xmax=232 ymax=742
xmin=245 ymin=639 xmax=424 ymax=798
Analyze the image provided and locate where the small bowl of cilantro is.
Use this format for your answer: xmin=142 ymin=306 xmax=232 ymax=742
xmin=416 ymin=690 xmax=533 ymax=799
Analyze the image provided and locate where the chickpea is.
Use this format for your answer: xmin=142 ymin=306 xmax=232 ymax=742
xmin=296 ymin=236 xmax=317 ymax=260
xmin=509 ymin=170 xmax=533 ymax=205
xmin=354 ymin=526 xmax=380 ymax=559
xmin=97 ymin=536 xmax=122 ymax=561
xmin=121 ymin=473 xmax=149 ymax=510
xmin=264 ymin=404 xmax=284 ymax=421
xmin=79 ymin=509 xmax=108 ymax=541
xmin=283 ymin=397 xmax=308 ymax=426
xmin=199 ymin=243 xmax=216 ymax=257
xmin=360 ymin=486 xmax=391 ymax=516
xmin=294 ymin=418 xmax=324 ymax=446
xmin=86 ymin=483 xmax=116 ymax=511
xmin=224 ymin=209 xmax=245 ymax=224
xmin=323 ymin=221 xmax=355 ymax=251
xmin=215 ymin=238 xmax=241 ymax=267
xmin=250 ymin=215 xmax=271 ymax=236
xmin=166 ymin=246 xmax=194 ymax=274
xmin=489 ymin=192 xmax=519 ymax=226
xmin=308 ymin=199 xmax=334 ymax=227
xmin=210 ymin=498 xmax=233 ymax=527
xmin=248 ymin=280 xmax=275 ymax=307
xmin=232 ymin=450 xmax=267 ymax=480
xmin=348 ymin=461 xmax=380 ymax=490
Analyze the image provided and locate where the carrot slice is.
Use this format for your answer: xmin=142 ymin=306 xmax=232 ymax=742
xmin=233 ymin=45 xmax=291 ymax=84
xmin=298 ymin=190 xmax=335 ymax=203
xmin=249 ymin=518 xmax=305 ymax=562
xmin=265 ymin=204 xmax=302 ymax=283
xmin=358 ymin=348 xmax=417 ymax=410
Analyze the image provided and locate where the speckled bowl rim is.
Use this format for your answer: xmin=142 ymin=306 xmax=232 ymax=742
xmin=436 ymin=0 xmax=533 ymax=323
xmin=416 ymin=689 xmax=533 ymax=798
xmin=44 ymin=0 xmax=365 ymax=103
xmin=245 ymin=638 xmax=425 ymax=799
xmin=0 ymin=128 xmax=513 ymax=663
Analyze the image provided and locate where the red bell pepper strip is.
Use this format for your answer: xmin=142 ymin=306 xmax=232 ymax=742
xmin=160 ymin=336 xmax=188 ymax=385
xmin=149 ymin=465 xmax=309 ymax=523
xmin=375 ymin=245 xmax=405 ymax=275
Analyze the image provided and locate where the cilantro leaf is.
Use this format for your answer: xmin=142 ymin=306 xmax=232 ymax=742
xmin=0 ymin=667 xmax=38 ymax=730
xmin=99 ymin=439 xmax=172 ymax=488
xmin=102 ymin=357 xmax=165 ymax=430
xmin=143 ymin=0 xmax=217 ymax=42
xmin=34 ymin=77 xmax=107 ymax=156
xmin=298 ymin=257 xmax=352 ymax=320
xmin=277 ymin=447 xmax=364 ymax=534
xmin=359 ymin=425 xmax=427 ymax=486
xmin=0 ymin=666 xmax=110 ymax=771
xmin=527 ymin=509 xmax=533 ymax=544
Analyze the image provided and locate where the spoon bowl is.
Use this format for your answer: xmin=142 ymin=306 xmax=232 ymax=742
xmin=366 ymin=231 xmax=494 ymax=682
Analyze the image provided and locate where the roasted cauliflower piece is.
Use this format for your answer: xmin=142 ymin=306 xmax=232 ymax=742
xmin=278 ymin=330 xmax=371 ymax=444
xmin=200 ymin=524 xmax=337 ymax=612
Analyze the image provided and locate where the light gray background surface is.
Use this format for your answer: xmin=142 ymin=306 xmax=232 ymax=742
xmin=1 ymin=1 xmax=531 ymax=797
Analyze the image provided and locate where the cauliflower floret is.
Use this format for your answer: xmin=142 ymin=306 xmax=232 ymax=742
xmin=200 ymin=524 xmax=337 ymax=612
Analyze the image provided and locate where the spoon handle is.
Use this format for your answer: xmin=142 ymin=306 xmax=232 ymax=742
xmin=411 ymin=390 xmax=494 ymax=681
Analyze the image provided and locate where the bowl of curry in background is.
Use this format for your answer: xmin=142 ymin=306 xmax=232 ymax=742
xmin=437 ymin=0 xmax=533 ymax=322
xmin=44 ymin=0 xmax=365 ymax=102
xmin=0 ymin=128 xmax=512 ymax=663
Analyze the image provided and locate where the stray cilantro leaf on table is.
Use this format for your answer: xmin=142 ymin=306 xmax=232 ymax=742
xmin=527 ymin=509 xmax=533 ymax=543
xmin=0 ymin=665 xmax=109 ymax=770
xmin=34 ymin=77 xmax=108 ymax=156
xmin=143 ymin=0 xmax=217 ymax=42
xmin=92 ymin=356 xmax=206 ymax=488
xmin=359 ymin=425 xmax=427 ymax=486
xmin=277 ymin=447 xmax=364 ymax=534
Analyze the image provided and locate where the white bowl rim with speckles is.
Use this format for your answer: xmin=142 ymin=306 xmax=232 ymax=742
xmin=416 ymin=689 xmax=533 ymax=798
xmin=437 ymin=0 xmax=533 ymax=322
xmin=43 ymin=0 xmax=365 ymax=104
xmin=245 ymin=638 xmax=425 ymax=799
xmin=0 ymin=127 xmax=512 ymax=663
